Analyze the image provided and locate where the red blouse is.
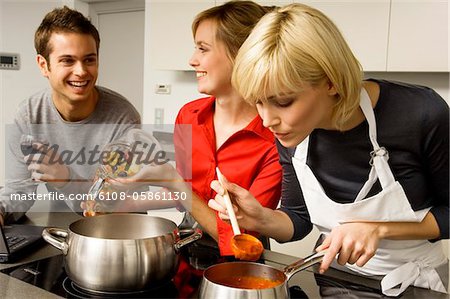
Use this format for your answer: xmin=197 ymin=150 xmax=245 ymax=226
xmin=174 ymin=96 xmax=282 ymax=256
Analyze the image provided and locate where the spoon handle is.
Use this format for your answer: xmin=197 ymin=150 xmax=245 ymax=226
xmin=216 ymin=167 xmax=241 ymax=235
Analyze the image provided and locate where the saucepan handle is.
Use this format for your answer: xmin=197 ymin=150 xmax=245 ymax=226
xmin=283 ymin=250 xmax=327 ymax=280
xmin=42 ymin=227 xmax=69 ymax=255
xmin=174 ymin=228 xmax=203 ymax=252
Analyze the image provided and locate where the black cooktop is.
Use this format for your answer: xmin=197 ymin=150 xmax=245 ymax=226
xmin=2 ymin=243 xmax=444 ymax=298
xmin=0 ymin=254 xmax=384 ymax=298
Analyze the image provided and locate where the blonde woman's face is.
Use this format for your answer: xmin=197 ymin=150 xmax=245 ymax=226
xmin=256 ymin=81 xmax=336 ymax=148
xmin=189 ymin=19 xmax=233 ymax=96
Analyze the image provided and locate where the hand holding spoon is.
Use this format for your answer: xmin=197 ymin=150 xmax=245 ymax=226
xmin=216 ymin=167 xmax=263 ymax=261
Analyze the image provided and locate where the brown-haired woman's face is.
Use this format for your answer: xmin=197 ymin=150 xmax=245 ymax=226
xmin=189 ymin=19 xmax=233 ymax=97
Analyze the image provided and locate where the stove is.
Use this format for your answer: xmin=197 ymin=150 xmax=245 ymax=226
xmin=62 ymin=276 xmax=178 ymax=298
xmin=0 ymin=253 xmax=380 ymax=298
xmin=2 ymin=243 xmax=442 ymax=298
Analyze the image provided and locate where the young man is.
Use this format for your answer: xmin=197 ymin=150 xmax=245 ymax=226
xmin=0 ymin=6 xmax=141 ymax=225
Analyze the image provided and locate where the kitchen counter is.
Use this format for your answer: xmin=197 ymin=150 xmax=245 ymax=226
xmin=0 ymin=212 xmax=448 ymax=298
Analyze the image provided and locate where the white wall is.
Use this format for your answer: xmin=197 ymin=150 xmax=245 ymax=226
xmin=0 ymin=0 xmax=60 ymax=186
xmin=142 ymin=71 xmax=202 ymax=126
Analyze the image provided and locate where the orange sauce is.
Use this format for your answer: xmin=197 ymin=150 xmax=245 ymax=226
xmin=231 ymin=234 xmax=263 ymax=261
xmin=218 ymin=276 xmax=283 ymax=289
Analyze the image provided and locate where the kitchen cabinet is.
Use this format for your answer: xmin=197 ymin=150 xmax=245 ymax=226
xmin=387 ymin=0 xmax=448 ymax=72
xmin=149 ymin=0 xmax=447 ymax=72
xmin=300 ymin=0 xmax=448 ymax=72
xmin=301 ymin=0 xmax=390 ymax=72
xmin=215 ymin=0 xmax=292 ymax=6
xmin=148 ymin=0 xmax=215 ymax=71
xmin=149 ymin=0 xmax=291 ymax=70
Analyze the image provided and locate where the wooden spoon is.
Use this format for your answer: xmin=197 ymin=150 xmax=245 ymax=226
xmin=216 ymin=167 xmax=263 ymax=261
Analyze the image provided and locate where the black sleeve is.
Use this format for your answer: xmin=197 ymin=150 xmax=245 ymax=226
xmin=276 ymin=140 xmax=313 ymax=241
xmin=422 ymin=89 xmax=449 ymax=239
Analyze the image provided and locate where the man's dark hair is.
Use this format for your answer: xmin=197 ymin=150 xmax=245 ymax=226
xmin=34 ymin=6 xmax=100 ymax=63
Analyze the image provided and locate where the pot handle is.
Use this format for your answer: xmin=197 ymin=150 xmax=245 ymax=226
xmin=174 ymin=228 xmax=203 ymax=252
xmin=283 ymin=250 xmax=327 ymax=280
xmin=42 ymin=227 xmax=69 ymax=255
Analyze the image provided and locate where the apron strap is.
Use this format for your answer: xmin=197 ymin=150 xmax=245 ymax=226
xmin=293 ymin=136 xmax=309 ymax=164
xmin=381 ymin=261 xmax=448 ymax=296
xmin=355 ymin=89 xmax=396 ymax=201
xmin=359 ymin=89 xmax=381 ymax=150
xmin=355 ymin=167 xmax=377 ymax=202
xmin=295 ymin=89 xmax=398 ymax=202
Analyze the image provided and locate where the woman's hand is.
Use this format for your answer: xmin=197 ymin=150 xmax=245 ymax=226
xmin=110 ymin=162 xmax=181 ymax=191
xmin=208 ymin=174 xmax=266 ymax=232
xmin=316 ymin=222 xmax=381 ymax=273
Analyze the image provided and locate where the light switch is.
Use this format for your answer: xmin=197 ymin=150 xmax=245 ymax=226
xmin=155 ymin=108 xmax=164 ymax=128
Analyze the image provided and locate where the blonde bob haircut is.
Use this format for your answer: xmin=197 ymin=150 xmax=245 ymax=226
xmin=232 ymin=3 xmax=363 ymax=131
xmin=192 ymin=1 xmax=270 ymax=63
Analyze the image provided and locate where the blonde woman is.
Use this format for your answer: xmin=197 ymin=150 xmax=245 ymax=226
xmin=209 ymin=3 xmax=448 ymax=296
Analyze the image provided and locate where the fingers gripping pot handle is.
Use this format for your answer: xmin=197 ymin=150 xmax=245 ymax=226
xmin=283 ymin=250 xmax=327 ymax=280
xmin=42 ymin=227 xmax=69 ymax=255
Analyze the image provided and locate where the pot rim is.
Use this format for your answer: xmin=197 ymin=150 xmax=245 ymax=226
xmin=202 ymin=261 xmax=287 ymax=291
xmin=68 ymin=214 xmax=179 ymax=240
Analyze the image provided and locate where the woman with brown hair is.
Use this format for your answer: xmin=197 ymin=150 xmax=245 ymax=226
xmin=115 ymin=1 xmax=281 ymax=257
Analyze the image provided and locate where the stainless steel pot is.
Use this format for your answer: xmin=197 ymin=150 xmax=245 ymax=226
xmin=199 ymin=251 xmax=325 ymax=299
xmin=42 ymin=214 xmax=202 ymax=293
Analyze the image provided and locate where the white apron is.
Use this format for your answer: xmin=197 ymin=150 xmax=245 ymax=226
xmin=292 ymin=88 xmax=448 ymax=296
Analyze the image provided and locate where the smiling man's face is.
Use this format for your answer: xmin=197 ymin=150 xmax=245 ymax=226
xmin=37 ymin=32 xmax=99 ymax=108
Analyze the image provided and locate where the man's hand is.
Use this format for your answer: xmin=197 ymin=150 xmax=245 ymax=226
xmin=24 ymin=142 xmax=70 ymax=188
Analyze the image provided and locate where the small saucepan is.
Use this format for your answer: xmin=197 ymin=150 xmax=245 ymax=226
xmin=199 ymin=250 xmax=326 ymax=299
